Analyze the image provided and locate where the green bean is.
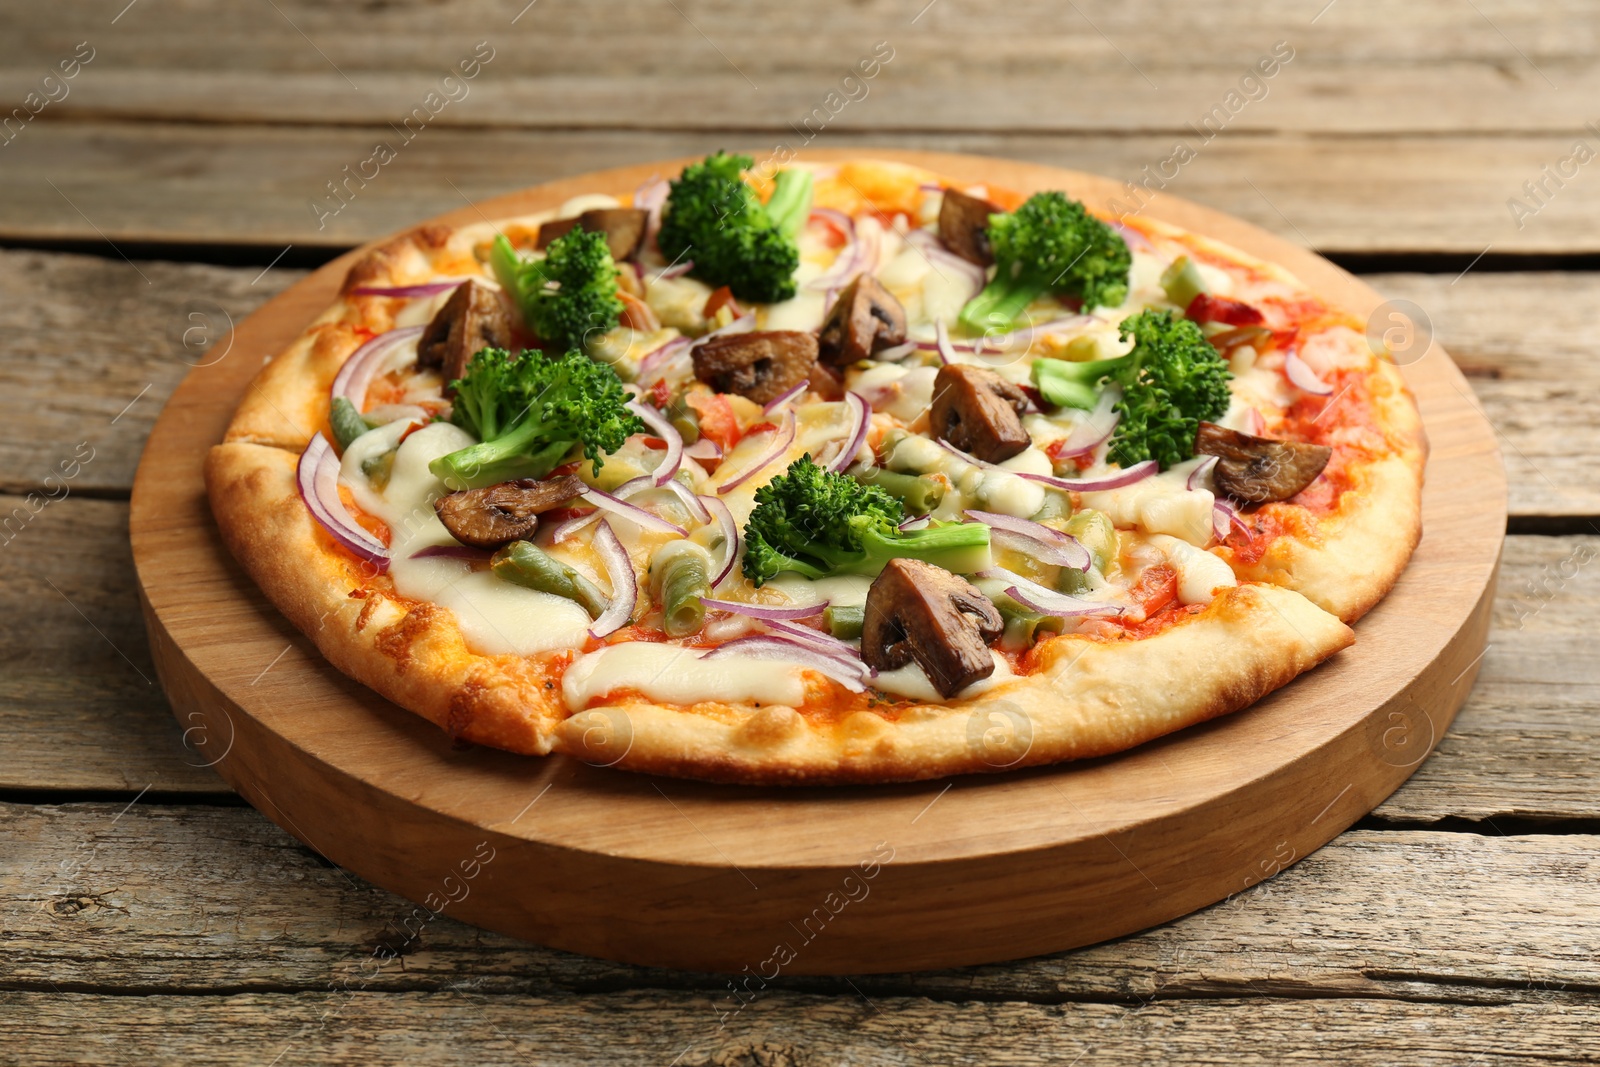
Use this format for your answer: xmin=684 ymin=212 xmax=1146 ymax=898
xmin=330 ymin=396 xmax=372 ymax=451
xmin=850 ymin=465 xmax=948 ymax=515
xmin=650 ymin=542 xmax=712 ymax=638
xmin=824 ymin=603 xmax=864 ymax=640
xmin=491 ymin=541 xmax=609 ymax=619
xmin=1058 ymin=509 xmax=1118 ymax=594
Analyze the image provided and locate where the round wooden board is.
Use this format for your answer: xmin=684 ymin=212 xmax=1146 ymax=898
xmin=130 ymin=150 xmax=1505 ymax=975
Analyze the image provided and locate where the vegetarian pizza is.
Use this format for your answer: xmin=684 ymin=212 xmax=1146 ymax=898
xmin=207 ymin=154 xmax=1425 ymax=785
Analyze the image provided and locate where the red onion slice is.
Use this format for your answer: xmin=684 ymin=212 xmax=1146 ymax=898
xmin=684 ymin=437 xmax=723 ymax=462
xmin=762 ymin=380 xmax=807 ymax=414
xmin=701 ymin=495 xmax=741 ymax=587
xmin=1284 ymin=349 xmax=1333 ymax=395
xmin=1186 ymin=456 xmax=1219 ymax=492
xmin=809 ymin=207 xmax=856 ymax=241
xmin=700 ymin=598 xmax=827 ymax=621
xmin=410 ymin=544 xmax=494 ymax=561
xmin=703 ymin=634 xmax=869 ymax=692
xmin=763 ymin=618 xmax=859 ymax=656
xmin=587 ymin=520 xmax=636 ymax=639
xmin=330 ymin=325 xmax=425 ymax=409
xmin=933 ymin=320 xmax=957 ymax=365
xmin=874 ymin=341 xmax=918 ymax=362
xmin=626 ymin=399 xmax=684 ymax=487
xmin=716 ymin=409 xmax=796 ymax=494
xmin=905 ymin=229 xmax=988 ymax=297
xmin=915 ymin=316 xmax=1094 ymax=356
xmin=825 ymin=392 xmax=872 ymax=474
xmin=652 ymin=260 xmax=694 ymax=282
xmin=351 ymin=280 xmax=471 ymax=299
xmin=1213 ymin=497 xmax=1252 ymax=540
xmin=616 ymin=473 xmax=710 ymax=525
xmin=1107 ymin=219 xmax=1153 ymax=252
xmin=1054 ymin=387 xmax=1121 ymax=460
xmin=809 ymin=216 xmax=879 ymax=291
xmin=962 ymin=509 xmax=1090 ymax=571
xmin=698 ymin=311 xmax=756 ymax=345
xmin=551 ymin=510 xmax=601 ymax=543
xmin=296 ymin=433 xmax=390 ymax=569
xmin=635 ymin=336 xmax=691 ymax=384
xmin=1015 ymin=459 xmax=1160 ymax=493
xmin=982 ymin=566 xmax=1124 ymax=618
xmin=580 ymin=487 xmax=688 ymax=536
xmin=899 ymin=514 xmax=932 ymax=531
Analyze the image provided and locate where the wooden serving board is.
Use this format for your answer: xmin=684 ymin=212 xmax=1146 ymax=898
xmin=129 ymin=151 xmax=1504 ymax=975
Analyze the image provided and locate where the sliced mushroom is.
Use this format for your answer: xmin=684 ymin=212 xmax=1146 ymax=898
xmin=818 ymin=275 xmax=908 ymax=366
xmin=861 ymin=559 xmax=1003 ymax=698
xmin=416 ymin=280 xmax=515 ymax=389
xmin=938 ymin=187 xmax=1001 ymax=266
xmin=929 ymin=364 xmax=1031 ymax=463
xmin=537 ymin=208 xmax=649 ymax=262
xmin=1195 ymin=422 xmax=1333 ymax=504
xmin=433 ymin=474 xmax=585 ymax=549
xmin=692 ymin=330 xmax=818 ymax=406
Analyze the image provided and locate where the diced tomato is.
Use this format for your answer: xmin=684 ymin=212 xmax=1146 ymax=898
xmin=1131 ymin=564 xmax=1179 ymax=617
xmin=703 ymin=286 xmax=742 ymax=320
xmin=808 ymin=210 xmax=851 ymax=247
xmin=649 ymin=379 xmax=672 ymax=408
xmin=694 ymin=393 xmax=744 ymax=451
xmin=640 ymin=436 xmax=669 ymax=450
xmin=549 ymin=461 xmax=583 ymax=477
xmin=1186 ymin=293 xmax=1265 ymax=327
xmin=743 ymin=421 xmax=776 ymax=436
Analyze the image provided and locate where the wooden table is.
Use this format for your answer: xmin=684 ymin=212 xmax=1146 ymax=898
xmin=3 ymin=2 xmax=1597 ymax=1062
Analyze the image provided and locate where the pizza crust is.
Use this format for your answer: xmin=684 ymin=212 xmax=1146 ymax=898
xmin=555 ymin=583 xmax=1352 ymax=785
xmin=206 ymin=441 xmax=567 ymax=754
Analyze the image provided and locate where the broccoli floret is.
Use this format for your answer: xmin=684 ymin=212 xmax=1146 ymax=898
xmin=656 ymin=152 xmax=813 ymax=304
xmin=742 ymin=455 xmax=992 ymax=586
xmin=958 ymin=191 xmax=1132 ymax=333
xmin=430 ymin=347 xmax=643 ymax=490
xmin=489 ymin=229 xmax=623 ymax=354
xmin=1031 ymin=309 xmax=1232 ymax=470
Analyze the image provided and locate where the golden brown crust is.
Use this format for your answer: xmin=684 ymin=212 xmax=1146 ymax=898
xmin=555 ymin=583 xmax=1353 ymax=785
xmin=205 ymin=442 xmax=566 ymax=754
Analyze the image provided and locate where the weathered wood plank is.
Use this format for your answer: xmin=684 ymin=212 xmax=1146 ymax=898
xmin=0 ymin=495 xmax=225 ymax=793
xmin=3 ymin=990 xmax=1596 ymax=1066
xmin=0 ymin=124 xmax=1592 ymax=253
xmin=4 ymin=0 xmax=1596 ymax=134
xmin=3 ymin=801 xmax=1598 ymax=1005
xmin=1366 ymin=272 xmax=1600 ymax=521
xmin=0 ymin=250 xmax=303 ymax=496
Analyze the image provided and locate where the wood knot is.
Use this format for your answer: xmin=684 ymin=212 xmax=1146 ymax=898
xmin=45 ymin=894 xmax=125 ymax=918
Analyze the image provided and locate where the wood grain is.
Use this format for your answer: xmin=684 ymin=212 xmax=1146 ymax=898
xmin=3 ymin=0 xmax=1595 ymax=134
xmin=5 ymin=802 xmax=1598 ymax=1003
xmin=2 ymin=989 xmax=1593 ymax=1066
xmin=2 ymin=124 xmax=1594 ymax=253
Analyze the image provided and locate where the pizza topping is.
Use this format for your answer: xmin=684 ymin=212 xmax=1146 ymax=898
xmin=1031 ymin=310 xmax=1232 ymax=470
xmin=1283 ymin=348 xmax=1334 ymax=396
xmin=415 ymin=280 xmax=515 ymax=389
xmin=537 ymin=207 xmax=649 ymax=262
xmin=741 ymin=455 xmax=993 ymax=586
xmin=429 ymin=347 xmax=643 ymax=490
xmin=929 ymin=363 xmax=1031 ymax=464
xmin=1186 ymin=293 xmax=1265 ymax=328
xmin=958 ymin=191 xmax=1132 ymax=333
xmin=692 ymin=330 xmax=819 ymax=406
xmin=817 ymin=275 xmax=908 ymax=366
xmin=848 ymin=465 xmax=949 ymax=516
xmin=433 ymin=474 xmax=584 ymax=549
xmin=657 ymin=153 xmax=813 ymax=303
xmin=1195 ymin=421 xmax=1332 ymax=503
xmin=650 ymin=541 xmax=714 ymax=638
xmin=490 ymin=229 xmax=623 ymax=354
xmin=937 ymin=187 xmax=1000 ymax=266
xmin=490 ymin=539 xmax=609 ymax=619
xmin=861 ymin=559 xmax=1003 ymax=698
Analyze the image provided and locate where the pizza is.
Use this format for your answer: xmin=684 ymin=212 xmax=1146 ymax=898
xmin=206 ymin=154 xmax=1425 ymax=785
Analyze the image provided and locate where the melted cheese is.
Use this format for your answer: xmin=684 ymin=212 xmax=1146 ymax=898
xmin=562 ymin=641 xmax=806 ymax=710
xmin=342 ymin=422 xmax=592 ymax=656
xmin=1147 ymin=534 xmax=1237 ymax=605
xmin=872 ymin=653 xmax=1015 ymax=703
xmin=1078 ymin=462 xmax=1216 ymax=544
